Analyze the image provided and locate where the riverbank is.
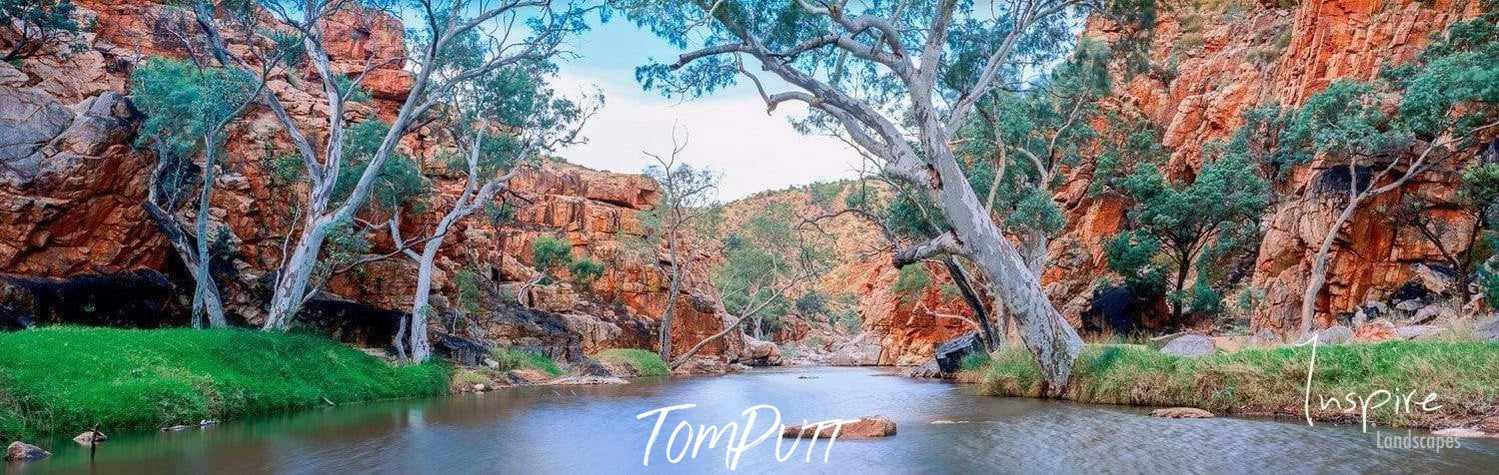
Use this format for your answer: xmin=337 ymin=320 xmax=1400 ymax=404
xmin=0 ymin=327 xmax=449 ymax=441
xmin=974 ymin=341 xmax=1499 ymax=430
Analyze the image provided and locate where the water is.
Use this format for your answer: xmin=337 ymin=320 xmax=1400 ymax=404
xmin=11 ymin=367 xmax=1498 ymax=473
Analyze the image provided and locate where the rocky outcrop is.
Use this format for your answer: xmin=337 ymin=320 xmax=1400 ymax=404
xmin=1045 ymin=0 xmax=1491 ymax=335
xmin=783 ymin=416 xmax=897 ymax=439
xmin=0 ymin=1 xmax=745 ymax=367
xmin=5 ymin=441 xmax=50 ymax=462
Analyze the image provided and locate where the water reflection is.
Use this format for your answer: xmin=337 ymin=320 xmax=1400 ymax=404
xmin=11 ymin=367 xmax=1497 ymax=473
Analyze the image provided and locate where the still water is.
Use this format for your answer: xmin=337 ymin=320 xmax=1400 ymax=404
xmin=13 ymin=367 xmax=1498 ymax=473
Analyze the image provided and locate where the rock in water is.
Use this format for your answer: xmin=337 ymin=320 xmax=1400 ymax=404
xmin=1432 ymin=428 xmax=1492 ymax=438
xmin=549 ymin=375 xmax=627 ymax=385
xmin=783 ymin=416 xmax=897 ymax=439
xmin=934 ymin=332 xmax=982 ymax=374
xmin=1160 ymin=334 xmax=1216 ymax=357
xmin=1150 ymin=407 xmax=1215 ymax=419
xmin=1315 ymin=326 xmax=1353 ymax=345
xmin=73 ymin=430 xmax=107 ymax=445
xmin=6 ymin=441 xmax=51 ymax=462
xmin=907 ymin=360 xmax=944 ymax=379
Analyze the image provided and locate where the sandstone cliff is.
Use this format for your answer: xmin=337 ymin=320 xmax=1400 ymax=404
xmin=0 ymin=0 xmax=744 ymax=367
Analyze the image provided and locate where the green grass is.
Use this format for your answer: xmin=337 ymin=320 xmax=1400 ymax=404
xmin=980 ymin=341 xmax=1499 ymax=429
xmin=594 ymin=349 xmax=669 ymax=377
xmin=0 ymin=327 xmax=449 ymax=441
xmin=960 ymin=352 xmax=991 ymax=371
xmin=491 ymin=348 xmax=563 ymax=377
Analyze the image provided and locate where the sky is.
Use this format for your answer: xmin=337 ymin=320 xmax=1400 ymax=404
xmin=546 ymin=16 xmax=865 ymax=201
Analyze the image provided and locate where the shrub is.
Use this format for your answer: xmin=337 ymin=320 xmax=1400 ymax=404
xmin=1 ymin=0 xmax=83 ymax=61
xmin=892 ymin=265 xmax=933 ymax=302
xmin=594 ymin=348 xmax=669 ymax=377
xmin=569 ymin=257 xmax=605 ymax=288
xmin=960 ymin=352 xmax=992 ymax=371
xmin=531 ymin=235 xmax=573 ymax=280
xmin=491 ymin=348 xmax=563 ymax=377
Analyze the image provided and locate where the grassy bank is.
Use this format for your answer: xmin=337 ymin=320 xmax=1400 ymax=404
xmin=0 ymin=327 xmax=449 ymax=441
xmin=979 ymin=341 xmax=1499 ymax=429
xmin=595 ymin=349 xmax=669 ymax=377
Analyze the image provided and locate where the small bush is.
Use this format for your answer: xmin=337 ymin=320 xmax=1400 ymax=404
xmin=531 ymin=235 xmax=573 ymax=280
xmin=892 ymin=265 xmax=933 ymax=302
xmin=569 ymin=257 xmax=605 ymax=288
xmin=491 ymin=348 xmax=563 ymax=377
xmin=595 ymin=348 xmax=669 ymax=377
xmin=960 ymin=352 xmax=991 ymax=371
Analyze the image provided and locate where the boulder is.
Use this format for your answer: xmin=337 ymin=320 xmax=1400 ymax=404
xmin=783 ymin=416 xmax=896 ymax=439
xmin=1432 ymin=428 xmax=1493 ymax=438
xmin=1353 ymin=320 xmax=1397 ymax=343
xmin=1481 ymin=415 xmax=1499 ymax=434
xmin=1394 ymin=325 xmax=1438 ymax=340
xmin=1150 ymin=407 xmax=1214 ymax=418
xmin=5 ymin=441 xmax=50 ymax=462
xmin=1410 ymin=304 xmax=1455 ymax=325
xmin=1476 ymin=315 xmax=1499 ymax=342
xmin=506 ymin=369 xmax=553 ymax=384
xmin=1160 ymin=334 xmax=1216 ymax=357
xmin=1315 ymin=325 xmax=1354 ymax=345
xmin=907 ymin=360 xmax=944 ymax=379
xmin=933 ymin=332 xmax=982 ymax=374
xmin=743 ymin=336 xmax=782 ymax=366
xmin=73 ymin=430 xmax=106 ymax=445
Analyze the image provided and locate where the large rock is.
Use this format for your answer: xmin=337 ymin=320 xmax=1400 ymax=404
xmin=783 ymin=416 xmax=896 ymax=439
xmin=1160 ymin=334 xmax=1216 ymax=357
xmin=743 ymin=336 xmax=782 ymax=366
xmin=1315 ymin=325 xmax=1354 ymax=345
xmin=1150 ymin=407 xmax=1214 ymax=419
xmin=1477 ymin=315 xmax=1499 ymax=342
xmin=934 ymin=332 xmax=983 ymax=374
xmin=1353 ymin=320 xmax=1397 ymax=343
xmin=5 ymin=441 xmax=50 ymax=462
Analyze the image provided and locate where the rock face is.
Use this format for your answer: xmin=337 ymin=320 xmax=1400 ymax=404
xmin=0 ymin=1 xmax=745 ymax=367
xmin=5 ymin=441 xmax=50 ymax=462
xmin=1041 ymin=0 xmax=1491 ymax=335
xmin=934 ymin=332 xmax=983 ymax=374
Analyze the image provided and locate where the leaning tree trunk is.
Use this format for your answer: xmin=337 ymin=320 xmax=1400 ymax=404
xmin=409 ymin=246 xmax=440 ymax=362
xmin=929 ymin=148 xmax=1084 ymax=394
xmin=1300 ymin=200 xmax=1360 ymax=335
xmin=942 ymin=258 xmax=997 ymax=351
xmin=143 ymin=156 xmax=228 ymax=328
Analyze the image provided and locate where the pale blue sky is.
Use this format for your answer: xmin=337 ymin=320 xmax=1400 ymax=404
xmin=548 ymin=15 xmax=864 ymax=200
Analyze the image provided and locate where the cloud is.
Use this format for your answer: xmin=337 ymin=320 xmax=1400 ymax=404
xmin=550 ymin=72 xmax=865 ymax=201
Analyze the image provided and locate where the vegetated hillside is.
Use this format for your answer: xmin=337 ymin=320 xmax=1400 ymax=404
xmin=0 ymin=0 xmax=747 ymax=370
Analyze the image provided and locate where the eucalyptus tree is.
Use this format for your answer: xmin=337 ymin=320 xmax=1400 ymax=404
xmin=189 ymin=0 xmax=595 ymax=330
xmin=131 ymin=57 xmax=261 ymax=329
xmin=617 ymin=0 xmax=1114 ymax=389
xmin=641 ymin=129 xmax=721 ymax=363
xmin=386 ymin=63 xmax=598 ymax=362
xmin=1 ymin=0 xmax=81 ymax=61
xmin=1288 ymin=5 xmax=1498 ymax=333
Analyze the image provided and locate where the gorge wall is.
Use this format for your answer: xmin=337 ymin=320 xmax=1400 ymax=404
xmin=0 ymin=0 xmax=745 ymax=367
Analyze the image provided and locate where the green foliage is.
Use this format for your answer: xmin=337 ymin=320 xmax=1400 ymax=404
xmin=836 ymin=309 xmax=863 ymax=333
xmin=980 ymin=341 xmax=1499 ymax=428
xmin=1 ymin=0 xmax=82 ymax=60
xmin=1091 ymin=117 xmax=1171 ymax=195
xmin=568 ymin=257 xmax=606 ymax=289
xmin=0 ymin=327 xmax=448 ymax=441
xmin=892 ymin=265 xmax=933 ymax=302
xmin=332 ymin=74 xmax=372 ymax=104
xmin=884 ymin=194 xmax=947 ymax=240
xmin=806 ymin=181 xmax=842 ymax=208
xmin=1106 ymin=151 xmax=1268 ymax=319
xmin=131 ymin=57 xmax=255 ymax=162
xmin=794 ymin=290 xmax=827 ymax=317
xmin=333 ymin=119 xmax=430 ymax=213
xmin=454 ymin=268 xmax=484 ymax=315
xmin=716 ymin=245 xmax=791 ymax=317
xmin=593 ymin=348 xmax=669 ymax=377
xmin=960 ymin=351 xmax=992 ymax=371
xmin=491 ymin=348 xmax=563 ymax=377
xmin=531 ymin=235 xmax=573 ymax=281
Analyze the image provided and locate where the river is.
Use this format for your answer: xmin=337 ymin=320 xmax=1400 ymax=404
xmin=14 ymin=367 xmax=1498 ymax=473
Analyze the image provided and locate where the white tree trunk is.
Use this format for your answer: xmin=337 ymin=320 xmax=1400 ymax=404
xmin=264 ymin=223 xmax=328 ymax=330
xmin=929 ymin=147 xmax=1083 ymax=394
xmin=1299 ymin=200 xmax=1361 ymax=335
xmin=409 ymin=244 xmax=439 ymax=362
xmin=193 ymin=138 xmax=228 ymax=328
